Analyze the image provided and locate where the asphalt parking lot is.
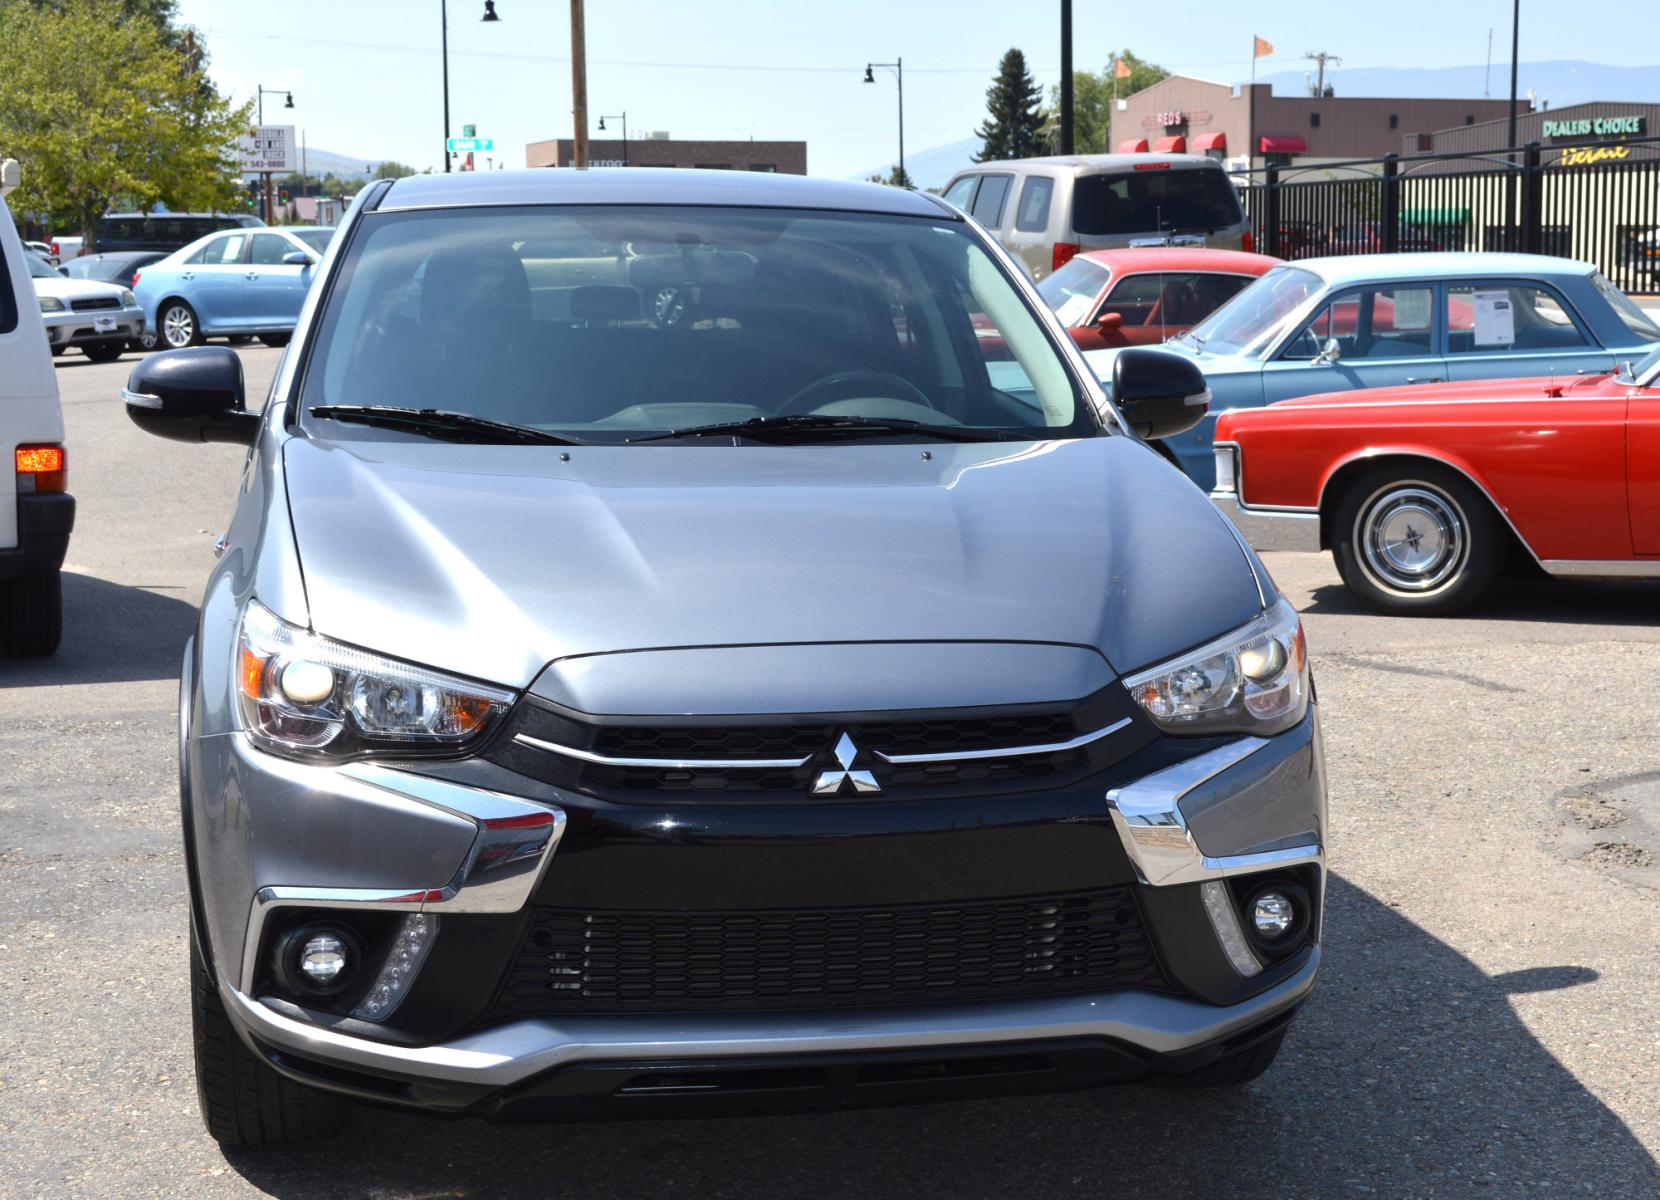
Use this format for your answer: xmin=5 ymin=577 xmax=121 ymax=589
xmin=4 ymin=344 xmax=1659 ymax=1198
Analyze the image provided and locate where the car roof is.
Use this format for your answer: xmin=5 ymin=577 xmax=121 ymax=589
xmin=960 ymin=153 xmax=1219 ymax=173
xmin=1075 ymin=247 xmax=1281 ymax=275
xmin=378 ymin=168 xmax=954 ymax=219
xmin=1285 ymin=252 xmax=1597 ymax=283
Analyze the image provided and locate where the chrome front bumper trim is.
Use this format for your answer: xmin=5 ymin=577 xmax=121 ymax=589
xmin=1210 ymin=492 xmax=1322 ymax=554
xmin=1107 ymin=737 xmax=1322 ymax=887
xmin=238 ymin=761 xmax=566 ymax=991
xmin=223 ymin=947 xmax=1318 ymax=1091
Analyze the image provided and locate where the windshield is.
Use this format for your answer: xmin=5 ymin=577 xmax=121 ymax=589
xmin=25 ymin=254 xmax=58 ymax=279
xmin=1036 ymin=256 xmax=1111 ymax=325
xmin=1072 ymin=169 xmax=1243 ymax=237
xmin=1185 ymin=266 xmax=1324 ymax=356
xmin=298 ymin=205 xmax=1094 ymax=444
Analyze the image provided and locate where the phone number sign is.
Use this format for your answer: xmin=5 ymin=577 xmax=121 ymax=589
xmin=239 ymin=125 xmax=295 ymax=173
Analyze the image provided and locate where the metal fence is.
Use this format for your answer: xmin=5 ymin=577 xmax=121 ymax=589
xmin=1232 ymin=133 xmax=1660 ymax=294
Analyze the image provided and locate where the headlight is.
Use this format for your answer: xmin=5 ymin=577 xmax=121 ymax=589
xmin=1123 ymin=596 xmax=1308 ymax=735
xmin=120 ymin=289 xmax=137 ymax=306
xmin=39 ymin=296 xmax=65 ymax=312
xmin=235 ymin=600 xmax=515 ymax=760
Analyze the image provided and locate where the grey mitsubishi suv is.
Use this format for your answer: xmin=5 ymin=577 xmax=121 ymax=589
xmin=124 ymin=168 xmax=1327 ymax=1147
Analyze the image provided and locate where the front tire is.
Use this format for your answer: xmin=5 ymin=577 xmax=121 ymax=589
xmin=257 ymin=332 xmax=291 ymax=348
xmin=0 ymin=570 xmax=62 ymax=656
xmin=1332 ymin=465 xmax=1502 ymax=615
xmin=190 ymin=921 xmax=349 ymax=1147
xmin=83 ymin=339 xmax=125 ymax=363
xmin=158 ymin=300 xmax=202 ymax=349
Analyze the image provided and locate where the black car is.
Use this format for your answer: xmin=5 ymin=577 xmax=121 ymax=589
xmin=61 ymin=251 xmax=167 ymax=288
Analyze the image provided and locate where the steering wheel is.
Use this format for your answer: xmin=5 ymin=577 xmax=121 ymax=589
xmin=779 ymin=369 xmax=935 ymax=415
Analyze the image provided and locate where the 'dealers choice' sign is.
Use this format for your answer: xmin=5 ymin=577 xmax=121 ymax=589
xmin=1542 ymin=115 xmax=1647 ymax=139
xmin=239 ymin=125 xmax=295 ymax=173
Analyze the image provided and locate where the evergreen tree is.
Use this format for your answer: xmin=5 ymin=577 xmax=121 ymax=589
xmin=974 ymin=49 xmax=1046 ymax=162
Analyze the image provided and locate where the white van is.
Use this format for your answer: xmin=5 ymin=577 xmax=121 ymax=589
xmin=1 ymin=163 xmax=74 ymax=655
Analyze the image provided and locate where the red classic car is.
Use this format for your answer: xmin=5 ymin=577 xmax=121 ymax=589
xmin=1035 ymin=247 xmax=1281 ymax=351
xmin=1209 ymin=346 xmax=1660 ymax=613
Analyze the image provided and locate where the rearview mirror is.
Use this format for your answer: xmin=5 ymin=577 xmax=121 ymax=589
xmin=1095 ymin=311 xmax=1124 ymax=330
xmin=123 ymin=347 xmax=259 ymax=446
xmin=1111 ymin=347 xmax=1210 ymax=440
xmin=282 ymin=250 xmax=311 ymax=266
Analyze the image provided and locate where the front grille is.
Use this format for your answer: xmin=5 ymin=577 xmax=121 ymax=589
xmin=592 ymin=713 xmax=1075 ymax=762
xmin=70 ymin=296 xmax=120 ymax=312
xmin=481 ymin=887 xmax=1170 ymax=1022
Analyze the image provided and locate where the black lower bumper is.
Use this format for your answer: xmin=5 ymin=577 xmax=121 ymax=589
xmin=1 ymin=493 xmax=74 ymax=580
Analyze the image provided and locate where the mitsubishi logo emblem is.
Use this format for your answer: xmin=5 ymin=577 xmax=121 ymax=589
xmin=811 ymin=732 xmax=881 ymax=796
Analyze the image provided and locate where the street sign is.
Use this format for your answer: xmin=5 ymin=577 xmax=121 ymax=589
xmin=446 ymin=136 xmax=493 ymax=153
xmin=462 ymin=123 xmax=476 ymax=138
xmin=238 ymin=125 xmax=295 ymax=173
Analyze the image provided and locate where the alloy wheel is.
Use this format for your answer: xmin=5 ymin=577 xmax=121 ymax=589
xmin=162 ymin=305 xmax=195 ymax=348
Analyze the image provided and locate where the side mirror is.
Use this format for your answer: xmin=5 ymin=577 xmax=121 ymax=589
xmin=123 ymin=347 xmax=259 ymax=446
xmin=282 ymin=250 xmax=312 ymax=266
xmin=1311 ymin=337 xmax=1342 ymax=365
xmin=1111 ymin=347 xmax=1210 ymax=440
xmin=1095 ymin=311 xmax=1124 ymax=330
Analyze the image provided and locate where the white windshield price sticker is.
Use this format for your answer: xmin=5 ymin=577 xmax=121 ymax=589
xmin=1472 ymin=290 xmax=1515 ymax=347
xmin=1391 ymin=288 xmax=1431 ymax=332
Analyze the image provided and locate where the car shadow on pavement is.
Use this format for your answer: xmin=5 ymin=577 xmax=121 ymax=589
xmin=0 ymin=572 xmax=193 ymax=686
xmin=221 ymin=873 xmax=1660 ymax=1198
xmin=1304 ymin=577 xmax=1660 ymax=626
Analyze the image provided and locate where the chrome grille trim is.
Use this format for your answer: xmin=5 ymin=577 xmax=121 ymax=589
xmin=872 ymin=716 xmax=1133 ymax=764
xmin=514 ymin=716 xmax=1133 ymax=772
xmin=512 ymin=733 xmax=812 ymax=771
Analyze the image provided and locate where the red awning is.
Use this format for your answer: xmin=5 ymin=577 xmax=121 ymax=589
xmin=1190 ymin=132 xmax=1227 ymax=153
xmin=1152 ymin=135 xmax=1186 ymax=153
xmin=1116 ymin=138 xmax=1149 ymax=153
xmin=1258 ymin=135 xmax=1307 ymax=154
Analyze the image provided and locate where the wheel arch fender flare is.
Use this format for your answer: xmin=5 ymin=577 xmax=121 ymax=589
xmin=1313 ymin=446 xmax=1539 ymax=563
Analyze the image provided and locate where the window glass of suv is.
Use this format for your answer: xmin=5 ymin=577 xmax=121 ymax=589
xmin=941 ymin=175 xmax=978 ymax=210
xmin=1071 ymin=168 xmax=1242 ymax=237
xmin=969 ymin=175 xmax=1013 ymax=229
xmin=1014 ymin=177 xmax=1054 ymax=232
xmin=300 ymin=205 xmax=1094 ymax=442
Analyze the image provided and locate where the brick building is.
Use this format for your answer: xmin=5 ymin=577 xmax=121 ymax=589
xmin=1109 ymin=77 xmax=1522 ymax=173
xmin=525 ymin=135 xmax=806 ymax=174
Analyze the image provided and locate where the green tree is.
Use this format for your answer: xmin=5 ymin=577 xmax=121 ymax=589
xmin=372 ymin=161 xmax=416 ymax=181
xmin=974 ymin=49 xmax=1046 ymax=162
xmin=0 ymin=0 xmax=251 ymax=248
xmin=865 ymin=164 xmax=914 ymax=189
xmin=1048 ymin=50 xmax=1171 ymax=154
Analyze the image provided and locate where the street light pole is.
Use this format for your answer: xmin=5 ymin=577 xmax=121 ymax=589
xmin=599 ymin=112 xmax=628 ymax=164
xmin=441 ymin=0 xmax=451 ymax=172
xmin=1059 ymin=0 xmax=1074 ymax=155
xmin=1505 ymin=0 xmax=1521 ymax=248
xmin=864 ymin=60 xmax=905 ymax=185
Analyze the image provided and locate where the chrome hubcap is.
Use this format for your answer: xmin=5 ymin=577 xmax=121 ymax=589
xmin=1359 ymin=485 xmax=1466 ymax=592
xmin=163 ymin=307 xmax=193 ymax=347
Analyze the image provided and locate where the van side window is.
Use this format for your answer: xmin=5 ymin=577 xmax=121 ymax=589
xmin=970 ymin=174 xmax=1013 ymax=229
xmin=0 ymin=246 xmax=17 ymax=334
xmin=1013 ymin=178 xmax=1054 ymax=232
xmin=941 ymin=175 xmax=978 ymax=211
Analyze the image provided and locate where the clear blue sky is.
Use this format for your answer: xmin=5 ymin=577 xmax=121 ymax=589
xmin=177 ymin=0 xmax=1644 ymax=179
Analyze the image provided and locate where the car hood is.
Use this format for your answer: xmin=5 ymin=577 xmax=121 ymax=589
xmin=280 ymin=435 xmax=1265 ymax=692
xmin=32 ymin=276 xmax=125 ymax=301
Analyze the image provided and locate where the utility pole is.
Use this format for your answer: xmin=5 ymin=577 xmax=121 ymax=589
xmin=570 ymin=0 xmax=589 ymax=168
xmin=1303 ymin=51 xmax=1342 ymax=96
xmin=1059 ymin=0 xmax=1074 ymax=154
xmin=1506 ymin=0 xmax=1520 ymax=152
xmin=442 ymin=0 xmax=451 ymax=172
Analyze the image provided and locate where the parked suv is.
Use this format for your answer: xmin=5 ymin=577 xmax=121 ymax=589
xmin=125 ymin=168 xmax=1326 ymax=1147
xmin=1 ymin=187 xmax=74 ymax=654
xmin=943 ymin=154 xmax=1251 ymax=282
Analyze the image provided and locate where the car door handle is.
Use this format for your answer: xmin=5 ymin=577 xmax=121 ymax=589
xmin=1406 ymin=377 xmax=1444 ymax=384
xmin=180 ymin=271 xmax=194 ymax=281
xmin=245 ymin=272 xmax=259 ymax=280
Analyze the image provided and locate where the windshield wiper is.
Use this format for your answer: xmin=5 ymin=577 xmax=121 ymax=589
xmin=307 ymin=406 xmax=583 ymax=446
xmin=1172 ymin=329 xmax=1206 ymax=349
xmin=629 ymin=414 xmax=1018 ymax=444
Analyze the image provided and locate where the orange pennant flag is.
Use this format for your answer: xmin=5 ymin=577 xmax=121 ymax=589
xmin=1115 ymin=58 xmax=1132 ymax=80
xmin=1253 ymin=36 xmax=1274 ymax=58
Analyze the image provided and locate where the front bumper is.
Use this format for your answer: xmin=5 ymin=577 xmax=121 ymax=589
xmin=194 ymin=706 xmax=1326 ymax=1112
xmin=40 ymin=305 xmax=145 ymax=346
xmin=1210 ymin=491 xmax=1322 ymax=554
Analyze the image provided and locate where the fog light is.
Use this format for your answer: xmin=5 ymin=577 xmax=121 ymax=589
xmin=299 ymin=933 xmax=349 ymax=986
xmin=1252 ymin=892 xmax=1296 ymax=940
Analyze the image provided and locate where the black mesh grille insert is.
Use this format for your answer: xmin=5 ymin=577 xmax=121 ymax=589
xmin=70 ymin=296 xmax=121 ymax=312
xmin=482 ymin=888 xmax=1170 ymax=1021
xmin=591 ymin=712 xmax=1076 ymax=760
